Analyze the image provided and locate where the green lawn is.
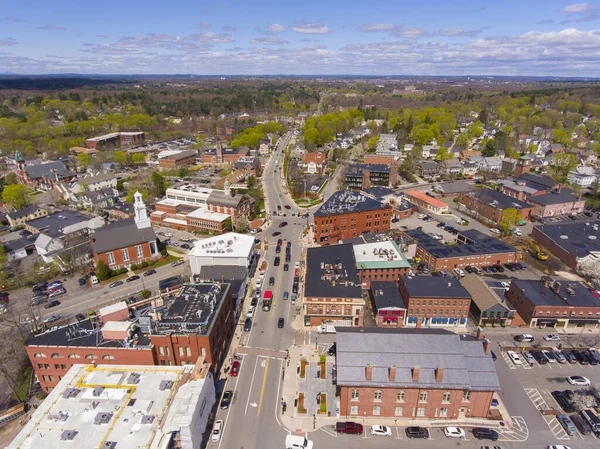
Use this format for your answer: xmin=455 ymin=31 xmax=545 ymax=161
xmin=152 ymin=254 xmax=181 ymax=268
xmin=11 ymin=366 xmax=33 ymax=402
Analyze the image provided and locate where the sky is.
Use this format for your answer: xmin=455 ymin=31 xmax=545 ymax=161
xmin=2 ymin=1 xmax=600 ymax=76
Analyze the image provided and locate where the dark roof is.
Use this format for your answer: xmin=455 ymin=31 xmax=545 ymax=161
xmin=233 ymin=156 xmax=260 ymax=168
xmin=80 ymin=188 xmax=117 ymax=201
xmin=207 ymin=190 xmax=253 ymax=208
xmin=468 ymin=188 xmax=532 ymax=210
xmin=518 ymin=173 xmax=557 ymax=189
xmin=198 ymin=265 xmax=247 ymax=281
xmin=418 ymin=161 xmax=439 ymax=169
xmin=533 ymin=222 xmax=600 ymax=259
xmin=92 ymin=218 xmax=156 ymax=253
xmin=361 ymin=187 xmax=393 ymax=199
xmin=304 ymin=244 xmax=362 ymax=299
xmin=528 ymin=191 xmax=581 ymax=206
xmin=370 ymin=281 xmax=406 ymax=310
xmin=434 ymin=182 xmax=474 ymax=194
xmin=401 ymin=276 xmax=472 ymax=299
xmin=335 ymin=328 xmax=500 ymax=391
xmin=513 ymin=278 xmax=600 ymax=308
xmin=26 ymin=318 xmax=151 ymax=349
xmin=26 ymin=211 xmax=91 ymax=238
xmin=314 ymin=190 xmax=390 ymax=217
xmin=403 ymin=228 xmax=518 ymax=259
xmin=24 ymin=161 xmax=73 ymax=180
xmin=3 ymin=236 xmax=35 ymax=252
xmin=346 ymin=164 xmax=390 ymax=176
xmin=203 ymin=147 xmax=247 ymax=156
xmin=165 ymin=149 xmax=196 ymax=161
xmin=6 ymin=205 xmax=42 ymax=220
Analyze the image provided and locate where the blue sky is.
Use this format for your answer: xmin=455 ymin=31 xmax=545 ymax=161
xmin=2 ymin=1 xmax=600 ymax=75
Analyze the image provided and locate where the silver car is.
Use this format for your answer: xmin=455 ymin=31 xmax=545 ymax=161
xmin=553 ymin=351 xmax=567 ymax=364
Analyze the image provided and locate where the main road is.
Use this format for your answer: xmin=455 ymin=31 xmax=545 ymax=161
xmin=212 ymin=132 xmax=308 ymax=449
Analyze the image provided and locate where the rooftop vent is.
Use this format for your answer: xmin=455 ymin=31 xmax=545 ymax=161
xmin=127 ymin=372 xmax=141 ymax=385
xmin=560 ymin=235 xmax=568 ymax=240
xmin=62 ymin=388 xmax=81 ymax=399
xmin=159 ymin=380 xmax=174 ymax=391
xmin=60 ymin=430 xmax=78 ymax=441
xmin=141 ymin=415 xmax=156 ymax=425
xmin=589 ymin=236 xmax=597 ymax=240
xmin=92 ymin=386 xmax=105 ymax=397
xmin=94 ymin=412 xmax=113 ymax=425
xmin=102 ymin=442 xmax=117 ymax=449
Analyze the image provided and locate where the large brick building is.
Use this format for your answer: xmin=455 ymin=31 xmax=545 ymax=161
xmin=401 ymin=229 xmax=520 ymax=271
xmin=313 ymin=190 xmax=391 ymax=244
xmin=398 ymin=276 xmax=472 ymax=328
xmin=459 ymin=189 xmax=534 ymax=223
xmin=336 ymin=328 xmax=500 ymax=419
xmin=506 ymin=276 xmax=600 ymax=329
xmin=370 ymin=281 xmax=407 ymax=327
xmin=345 ymin=163 xmax=398 ymax=190
xmin=352 ymin=237 xmax=411 ymax=288
xmin=531 ymin=222 xmax=600 ymax=270
xmin=526 ymin=191 xmax=585 ymax=218
xmin=201 ymin=145 xmax=249 ymax=165
xmin=26 ymin=282 xmax=234 ymax=393
xmin=304 ymin=244 xmax=365 ymax=327
xmin=92 ymin=192 xmax=159 ymax=270
xmin=157 ymin=149 xmax=197 ymax=171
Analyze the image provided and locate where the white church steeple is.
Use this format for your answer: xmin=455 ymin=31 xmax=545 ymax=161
xmin=134 ymin=191 xmax=151 ymax=229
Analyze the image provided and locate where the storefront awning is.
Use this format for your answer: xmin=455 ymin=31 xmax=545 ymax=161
xmin=537 ymin=319 xmax=558 ymax=325
xmin=568 ymin=319 xmax=600 ymax=325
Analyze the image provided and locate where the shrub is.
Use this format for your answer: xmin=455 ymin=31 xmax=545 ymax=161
xmin=130 ymin=263 xmax=138 ymax=271
xmin=161 ymin=249 xmax=168 ymax=256
xmin=96 ymin=260 xmax=110 ymax=281
xmin=141 ymin=289 xmax=151 ymax=299
xmin=320 ymin=401 xmax=327 ymax=413
xmin=118 ymin=268 xmax=128 ymax=275
xmin=141 ymin=261 xmax=149 ymax=268
xmin=320 ymin=355 xmax=326 ymax=364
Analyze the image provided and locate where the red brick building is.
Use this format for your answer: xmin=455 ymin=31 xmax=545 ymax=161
xmin=91 ymin=192 xmax=159 ymax=270
xmin=233 ymin=156 xmax=262 ymax=177
xmin=313 ymin=191 xmax=391 ymax=244
xmin=150 ymin=199 xmax=230 ymax=233
xmin=459 ymin=189 xmax=533 ymax=223
xmin=506 ymin=277 xmax=600 ymax=329
xmin=201 ymin=145 xmax=249 ymax=165
xmin=336 ymin=328 xmax=500 ymax=419
xmin=26 ymin=282 xmax=235 ymax=392
xmin=370 ymin=281 xmax=407 ymax=327
xmin=352 ymin=238 xmax=412 ymax=288
xmin=158 ymin=149 xmax=197 ymax=171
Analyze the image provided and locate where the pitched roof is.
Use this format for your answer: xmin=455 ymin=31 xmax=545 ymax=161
xmin=23 ymin=161 xmax=73 ymax=180
xmin=467 ymin=188 xmax=532 ymax=210
xmin=528 ymin=192 xmax=581 ymax=206
xmin=6 ymin=205 xmax=42 ymax=220
xmin=207 ymin=190 xmax=253 ymax=208
xmin=301 ymin=152 xmax=326 ymax=165
xmin=460 ymin=273 xmax=513 ymax=312
xmin=91 ymin=218 xmax=156 ymax=254
xmin=335 ymin=328 xmax=500 ymax=391
xmin=404 ymin=190 xmax=447 ymax=209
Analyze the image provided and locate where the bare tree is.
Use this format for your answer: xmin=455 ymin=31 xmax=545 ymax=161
xmin=579 ymin=260 xmax=600 ymax=288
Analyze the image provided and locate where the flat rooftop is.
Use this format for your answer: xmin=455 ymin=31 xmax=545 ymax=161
xmin=7 ymin=364 xmax=186 ymax=449
xmin=314 ymin=190 xmax=390 ymax=217
xmin=305 ymin=244 xmax=362 ymax=299
xmin=370 ymin=281 xmax=406 ymax=310
xmin=26 ymin=211 xmax=94 ymax=238
xmin=401 ymin=275 xmax=472 ymax=299
xmin=513 ymin=278 xmax=600 ymax=308
xmin=533 ymin=221 xmax=600 ymax=258
xmin=185 ymin=208 xmax=230 ymax=221
xmin=353 ymin=239 xmax=411 ymax=270
xmin=189 ymin=232 xmax=256 ymax=259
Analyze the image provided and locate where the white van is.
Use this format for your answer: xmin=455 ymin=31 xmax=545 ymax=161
xmin=285 ymin=435 xmax=313 ymax=449
xmin=90 ymin=274 xmax=99 ymax=285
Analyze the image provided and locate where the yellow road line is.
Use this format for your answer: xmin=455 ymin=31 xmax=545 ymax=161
xmin=256 ymin=358 xmax=270 ymax=416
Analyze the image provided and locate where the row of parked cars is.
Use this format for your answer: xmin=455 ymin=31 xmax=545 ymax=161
xmin=550 ymin=403 xmax=600 ymax=437
xmin=30 ymin=280 xmax=66 ymax=306
xmin=335 ymin=423 xmax=499 ymax=440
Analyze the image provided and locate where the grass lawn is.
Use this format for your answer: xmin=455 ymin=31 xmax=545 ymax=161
xmin=12 ymin=366 xmax=33 ymax=402
xmin=151 ymin=254 xmax=181 ymax=269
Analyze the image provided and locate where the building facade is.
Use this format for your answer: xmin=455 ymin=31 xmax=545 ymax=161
xmin=404 ymin=190 xmax=449 ymax=214
xmin=158 ymin=149 xmax=197 ymax=171
xmin=459 ymin=189 xmax=533 ymax=223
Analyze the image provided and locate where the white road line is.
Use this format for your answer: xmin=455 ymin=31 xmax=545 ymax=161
xmin=245 ymin=356 xmax=260 ymax=415
xmin=274 ymin=359 xmax=284 ymax=428
xmin=216 ymin=372 xmax=241 ymax=449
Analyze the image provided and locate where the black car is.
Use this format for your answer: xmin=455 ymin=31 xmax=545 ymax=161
xmin=292 ymin=284 xmax=298 ymax=294
xmin=570 ymin=413 xmax=592 ymax=435
xmin=269 ymin=276 xmax=275 ymax=286
xmin=277 ymin=317 xmax=285 ymax=328
xmin=436 ymin=222 xmax=445 ymax=228
xmin=493 ymin=264 xmax=505 ymax=273
xmin=276 ymin=245 xmax=281 ymax=254
xmin=287 ymin=242 xmax=292 ymax=248
xmin=44 ymin=300 xmax=61 ymax=309
xmin=472 ymin=428 xmax=498 ymax=441
xmin=279 ymin=222 xmax=288 ymax=228
xmin=143 ymin=269 xmax=156 ymax=277
xmin=78 ymin=278 xmax=86 ymax=286
xmin=244 ymin=318 xmax=252 ymax=332
xmin=551 ymin=390 xmax=575 ymax=413
xmin=573 ymin=350 xmax=590 ymax=365
xmin=283 ymin=264 xmax=289 ymax=271
xmin=75 ymin=313 xmax=86 ymax=321
xmin=251 ymin=297 xmax=258 ymax=307
xmin=285 ymin=253 xmax=291 ymax=263
xmin=272 ymin=231 xmax=281 ymax=237
xmin=126 ymin=275 xmax=140 ymax=283
xmin=531 ymin=350 xmax=548 ymax=364
xmin=585 ymin=351 xmax=599 ymax=365
xmin=563 ymin=351 xmax=578 ymax=364
xmin=285 ymin=247 xmax=291 ymax=255
xmin=274 ymin=257 xmax=280 ymax=266
xmin=328 ymin=343 xmax=336 ymax=356
xmin=220 ymin=390 xmax=233 ymax=409
xmin=405 ymin=427 xmax=429 ymax=439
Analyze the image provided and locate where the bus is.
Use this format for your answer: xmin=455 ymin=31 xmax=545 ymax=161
xmin=262 ymin=290 xmax=273 ymax=311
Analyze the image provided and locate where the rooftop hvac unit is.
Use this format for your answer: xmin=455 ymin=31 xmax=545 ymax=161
xmin=589 ymin=236 xmax=597 ymax=240
xmin=102 ymin=442 xmax=117 ymax=449
xmin=92 ymin=386 xmax=105 ymax=397
xmin=94 ymin=412 xmax=113 ymax=425
xmin=61 ymin=430 xmax=78 ymax=441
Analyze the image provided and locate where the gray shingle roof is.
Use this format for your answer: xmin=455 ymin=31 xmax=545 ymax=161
xmin=26 ymin=211 xmax=91 ymax=238
xmin=24 ymin=161 xmax=73 ymax=180
xmin=207 ymin=190 xmax=253 ymax=208
xmin=401 ymin=276 xmax=472 ymax=299
xmin=6 ymin=205 xmax=42 ymax=220
xmin=528 ymin=192 xmax=581 ymax=206
xmin=335 ymin=328 xmax=500 ymax=391
xmin=91 ymin=218 xmax=156 ymax=253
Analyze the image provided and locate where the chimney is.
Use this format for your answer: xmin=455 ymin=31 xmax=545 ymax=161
xmin=483 ymin=338 xmax=491 ymax=355
xmin=365 ymin=364 xmax=372 ymax=381
xmin=389 ymin=365 xmax=396 ymax=381
xmin=435 ymin=366 xmax=444 ymax=382
xmin=412 ymin=366 xmax=420 ymax=382
xmin=476 ymin=327 xmax=484 ymax=340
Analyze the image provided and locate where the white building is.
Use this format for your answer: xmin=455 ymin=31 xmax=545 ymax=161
xmin=6 ymin=362 xmax=215 ymax=449
xmin=165 ymin=185 xmax=213 ymax=206
xmin=567 ymin=166 xmax=597 ymax=187
xmin=189 ymin=232 xmax=256 ymax=275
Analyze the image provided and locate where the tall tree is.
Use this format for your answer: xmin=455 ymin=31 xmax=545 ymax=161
xmin=4 ymin=172 xmax=17 ymax=185
xmin=549 ymin=153 xmax=577 ymax=182
xmin=131 ymin=153 xmax=145 ymax=165
xmin=2 ymin=184 xmax=32 ymax=209
xmin=77 ymin=153 xmax=91 ymax=169
xmin=150 ymin=171 xmax=167 ymax=196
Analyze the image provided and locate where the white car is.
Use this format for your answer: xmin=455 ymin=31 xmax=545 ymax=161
xmin=490 ymin=228 xmax=501 ymax=235
xmin=567 ymin=376 xmax=590 ymax=386
xmin=454 ymin=267 xmax=465 ymax=277
xmin=295 ymin=261 xmax=300 ymax=268
xmin=418 ymin=214 xmax=426 ymax=219
xmin=513 ymin=228 xmax=522 ymax=236
xmin=543 ymin=334 xmax=561 ymax=342
xmin=164 ymin=232 xmax=173 ymax=238
xmin=255 ymin=279 xmax=262 ymax=288
xmin=444 ymin=427 xmax=466 ymax=438
xmin=90 ymin=275 xmax=99 ymax=285
xmin=547 ymin=446 xmax=571 ymax=449
xmin=212 ymin=420 xmax=223 ymax=441
xmin=508 ymin=351 xmax=523 ymax=365
xmin=500 ymin=281 xmax=511 ymax=291
xmin=246 ymin=306 xmax=255 ymax=318
xmin=370 ymin=425 xmax=392 ymax=436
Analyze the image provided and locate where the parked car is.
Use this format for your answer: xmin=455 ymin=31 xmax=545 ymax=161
xmin=514 ymin=334 xmax=534 ymax=343
xmin=244 ymin=318 xmax=252 ymax=332
xmin=212 ymin=420 xmax=223 ymax=441
xmin=172 ymin=259 xmax=185 ymax=267
xmin=553 ymin=351 xmax=567 ymax=364
xmin=44 ymin=300 xmax=61 ymax=309
xmin=556 ymin=414 xmax=578 ymax=436
xmin=230 ymin=361 xmax=240 ymax=377
xmin=220 ymin=391 xmax=233 ymax=409
xmin=531 ymin=350 xmax=549 ymax=364
xmin=562 ymin=351 xmax=578 ymax=364
xmin=490 ymin=228 xmax=500 ymax=235
xmin=453 ymin=267 xmax=465 ymax=277
xmin=335 ymin=422 xmax=363 ymax=434
xmin=551 ymin=391 xmax=575 ymax=413
xmin=521 ymin=351 xmax=535 ymax=365
xmin=328 ymin=343 xmax=336 ymax=356
xmin=508 ymin=351 xmax=522 ymax=365
xmin=570 ymin=414 xmax=591 ymax=435
xmin=567 ymin=376 xmax=590 ymax=386
xmin=444 ymin=427 xmax=465 ymax=438
xmin=43 ymin=314 xmax=61 ymax=324
xmin=78 ymin=278 xmax=86 ymax=286
xmin=370 ymin=425 xmax=392 ymax=437
xmin=278 ymin=317 xmax=285 ymax=328
xmin=48 ymin=289 xmax=65 ymax=298
xmin=472 ymin=428 xmax=499 ymax=441
xmin=543 ymin=334 xmax=561 ymax=342
xmin=126 ymin=275 xmax=140 ymax=283
xmin=109 ymin=281 xmax=123 ymax=288
xmin=405 ymin=427 xmax=429 ymax=439
xmin=143 ymin=269 xmax=156 ymax=277
xmin=542 ymin=350 xmax=557 ymax=363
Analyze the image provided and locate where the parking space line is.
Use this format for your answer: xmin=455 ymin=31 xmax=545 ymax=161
xmin=501 ymin=351 xmax=517 ymax=370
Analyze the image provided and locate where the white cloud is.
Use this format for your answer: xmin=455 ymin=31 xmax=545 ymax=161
xmin=359 ymin=23 xmax=397 ymax=32
xmin=222 ymin=25 xmax=237 ymax=32
xmin=267 ymin=23 xmax=286 ymax=33
xmin=250 ymin=37 xmax=288 ymax=45
xmin=560 ymin=13 xmax=599 ymax=23
xmin=292 ymin=24 xmax=331 ymax=34
xmin=0 ymin=37 xmax=17 ymax=46
xmin=193 ymin=32 xmax=234 ymax=43
xmin=559 ymin=3 xmax=598 ymax=13
xmin=392 ymin=27 xmax=429 ymax=38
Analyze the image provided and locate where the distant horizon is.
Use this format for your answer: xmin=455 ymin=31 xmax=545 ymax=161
xmin=3 ymin=1 xmax=600 ymax=76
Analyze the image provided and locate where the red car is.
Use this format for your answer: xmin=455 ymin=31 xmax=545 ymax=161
xmin=230 ymin=360 xmax=240 ymax=377
xmin=294 ymin=268 xmax=299 ymax=276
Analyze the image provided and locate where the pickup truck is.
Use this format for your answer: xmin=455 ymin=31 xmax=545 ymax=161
xmin=336 ymin=422 xmax=363 ymax=434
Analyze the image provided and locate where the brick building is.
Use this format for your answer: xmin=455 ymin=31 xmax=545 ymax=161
xmin=360 ymin=188 xmax=417 ymax=220
xmin=401 ymin=229 xmax=520 ymax=270
xmin=459 ymin=189 xmax=533 ymax=223
xmin=313 ymin=190 xmax=391 ymax=244
xmin=363 ymin=154 xmax=395 ymax=165
xmin=85 ymin=132 xmax=144 ymax=149
xmin=298 ymin=152 xmax=326 ymax=174
xmin=345 ymin=164 xmax=398 ymax=190
xmin=370 ymin=281 xmax=407 ymax=327
xmin=304 ymin=244 xmax=364 ymax=327
xmin=506 ymin=277 xmax=600 ymax=329
xmin=233 ymin=156 xmax=262 ymax=177
xmin=150 ymin=198 xmax=230 ymax=233
xmin=498 ymin=173 xmax=571 ymax=202
xmin=336 ymin=328 xmax=500 ymax=419
xmin=527 ymin=191 xmax=585 ymax=218
xmin=14 ymin=151 xmax=76 ymax=191
xmin=119 ymin=131 xmax=145 ymax=146
xmin=352 ymin=238 xmax=411 ymax=288
xmin=398 ymin=276 xmax=472 ymax=328
xmin=25 ymin=282 xmax=234 ymax=393
xmin=201 ymin=145 xmax=249 ymax=165
xmin=157 ymin=149 xmax=197 ymax=171
xmin=91 ymin=192 xmax=159 ymax=270
xmin=404 ymin=190 xmax=449 ymax=214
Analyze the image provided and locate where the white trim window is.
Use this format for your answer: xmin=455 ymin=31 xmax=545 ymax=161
xmin=107 ymin=252 xmax=115 ymax=265
xmin=135 ymin=245 xmax=143 ymax=258
xmin=121 ymin=248 xmax=130 ymax=262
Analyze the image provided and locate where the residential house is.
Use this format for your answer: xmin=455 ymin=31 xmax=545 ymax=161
xmin=299 ymin=152 xmax=326 ymax=174
xmin=259 ymin=139 xmax=271 ymax=155
xmin=6 ymin=205 xmax=48 ymax=229
xmin=567 ymin=166 xmax=597 ymax=188
xmin=78 ymin=188 xmax=119 ymax=211
xmin=417 ymin=161 xmax=440 ymax=179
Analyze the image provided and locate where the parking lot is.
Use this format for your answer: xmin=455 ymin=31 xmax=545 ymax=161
xmin=153 ymin=225 xmax=210 ymax=250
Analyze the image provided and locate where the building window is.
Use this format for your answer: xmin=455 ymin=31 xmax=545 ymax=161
xmin=443 ymin=392 xmax=451 ymax=403
xmin=351 ymin=389 xmax=359 ymax=401
xmin=397 ymin=390 xmax=405 ymax=402
xmin=416 ymin=407 xmax=426 ymax=417
xmin=135 ymin=245 xmax=143 ymax=258
xmin=186 ymin=347 xmax=191 ymax=356
xmin=85 ymin=354 xmax=98 ymax=360
xmin=107 ymin=252 xmax=115 ymax=265
xmin=419 ymin=391 xmax=428 ymax=403
xmin=374 ymin=390 xmax=382 ymax=401
xmin=34 ymin=353 xmax=46 ymax=358
xmin=121 ymin=248 xmax=130 ymax=262
xmin=68 ymin=354 xmax=80 ymax=359
xmin=178 ymin=347 xmax=184 ymax=356
xmin=463 ymin=390 xmax=471 ymax=402
xmin=395 ymin=406 xmax=403 ymax=416
xmin=440 ymin=407 xmax=449 ymax=417
xmin=159 ymin=347 xmax=164 ymax=356
xmin=50 ymin=353 xmax=62 ymax=358
xmin=102 ymin=355 xmax=115 ymax=360
xmin=372 ymin=406 xmax=381 ymax=416
xmin=350 ymin=405 xmax=358 ymax=415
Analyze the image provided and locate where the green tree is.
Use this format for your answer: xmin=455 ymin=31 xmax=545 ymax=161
xmin=551 ymin=129 xmax=569 ymax=145
xmin=131 ymin=153 xmax=145 ymax=165
xmin=151 ymin=171 xmax=167 ymax=196
xmin=549 ymin=153 xmax=577 ymax=182
xmin=500 ymin=208 xmax=520 ymax=233
xmin=113 ymin=150 xmax=129 ymax=166
xmin=455 ymin=133 xmax=470 ymax=147
xmin=77 ymin=153 xmax=91 ymax=169
xmin=414 ymin=128 xmax=434 ymax=145
xmin=367 ymin=135 xmax=379 ymax=150
xmin=2 ymin=184 xmax=31 ymax=209
xmin=435 ymin=147 xmax=453 ymax=161
xmin=4 ymin=172 xmax=17 ymax=185
xmin=96 ymin=260 xmax=110 ymax=281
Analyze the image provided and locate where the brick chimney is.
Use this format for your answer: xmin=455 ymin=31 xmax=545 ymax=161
xmin=365 ymin=364 xmax=372 ymax=381
xmin=435 ymin=366 xmax=444 ymax=382
xmin=412 ymin=366 xmax=420 ymax=382
xmin=483 ymin=338 xmax=491 ymax=355
xmin=476 ymin=327 xmax=484 ymax=340
xmin=389 ymin=365 xmax=396 ymax=381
